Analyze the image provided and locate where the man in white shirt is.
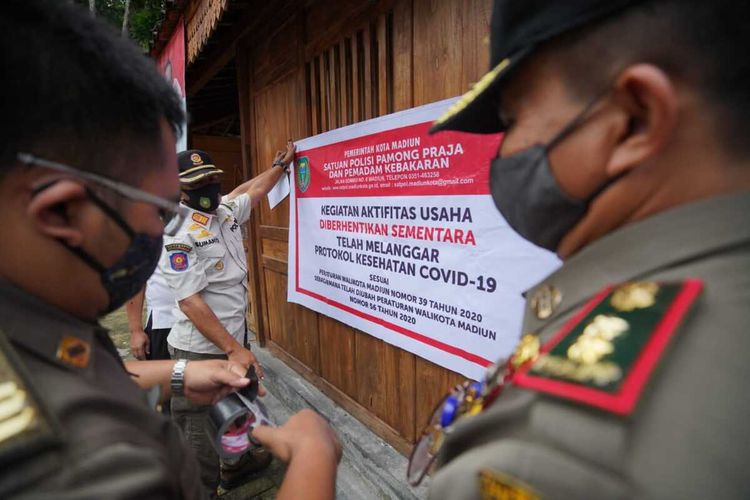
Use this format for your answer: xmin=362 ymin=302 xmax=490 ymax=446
xmin=159 ymin=144 xmax=294 ymax=493
xmin=127 ymin=268 xmax=175 ymax=361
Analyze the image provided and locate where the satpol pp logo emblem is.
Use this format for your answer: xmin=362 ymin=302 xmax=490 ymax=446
xmin=296 ymin=156 xmax=311 ymax=193
xmin=170 ymin=252 xmax=189 ymax=271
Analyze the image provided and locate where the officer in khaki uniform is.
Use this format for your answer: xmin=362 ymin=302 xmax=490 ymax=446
xmin=160 ymin=146 xmax=294 ymax=493
xmin=0 ymin=1 xmax=264 ymax=497
xmin=0 ymin=284 xmax=205 ymax=498
xmin=162 ymin=150 xmax=255 ymax=359
xmin=403 ymin=1 xmax=750 ymax=499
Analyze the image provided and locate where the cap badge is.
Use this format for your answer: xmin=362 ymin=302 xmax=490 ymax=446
xmin=190 ymin=153 xmax=203 ymax=166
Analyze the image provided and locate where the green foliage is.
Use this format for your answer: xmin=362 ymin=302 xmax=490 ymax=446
xmin=73 ymin=0 xmax=166 ymax=50
xmin=130 ymin=2 xmax=165 ymax=49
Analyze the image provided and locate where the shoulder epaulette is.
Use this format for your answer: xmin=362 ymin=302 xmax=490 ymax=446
xmin=221 ymin=200 xmax=237 ymax=212
xmin=0 ymin=331 xmax=63 ymax=495
xmin=512 ymin=280 xmax=703 ymax=416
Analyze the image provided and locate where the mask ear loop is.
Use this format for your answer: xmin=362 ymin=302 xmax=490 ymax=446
xmin=29 ymin=179 xmax=109 ymax=273
xmin=31 ymin=178 xmax=63 ymax=196
xmin=32 ymin=179 xmax=134 ymax=238
xmin=545 ymin=88 xmax=611 ymax=152
xmin=545 ymin=88 xmax=625 ymax=203
xmin=83 ymin=187 xmax=136 ymax=239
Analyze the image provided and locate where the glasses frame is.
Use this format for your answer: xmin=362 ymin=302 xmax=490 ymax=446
xmin=17 ymin=152 xmax=189 ymax=236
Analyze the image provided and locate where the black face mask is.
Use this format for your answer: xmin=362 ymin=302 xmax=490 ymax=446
xmin=34 ymin=183 xmax=163 ymax=315
xmin=185 ymin=182 xmax=221 ymax=212
xmin=489 ymin=94 xmax=608 ymax=252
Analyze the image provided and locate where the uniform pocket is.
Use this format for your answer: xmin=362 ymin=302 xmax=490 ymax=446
xmin=195 ymin=238 xmax=226 ymax=272
xmin=224 ymin=231 xmax=248 ymax=273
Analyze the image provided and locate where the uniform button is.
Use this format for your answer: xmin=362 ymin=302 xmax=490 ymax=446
xmin=529 ymin=284 xmax=561 ymax=320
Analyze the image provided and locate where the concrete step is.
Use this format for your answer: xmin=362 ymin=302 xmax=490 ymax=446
xmin=251 ymin=344 xmax=430 ymax=500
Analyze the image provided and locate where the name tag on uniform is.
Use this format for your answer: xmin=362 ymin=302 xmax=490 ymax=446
xmin=478 ymin=469 xmax=539 ymax=500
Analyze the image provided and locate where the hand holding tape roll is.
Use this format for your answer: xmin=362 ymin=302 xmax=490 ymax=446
xmin=206 ymin=365 xmax=275 ymax=459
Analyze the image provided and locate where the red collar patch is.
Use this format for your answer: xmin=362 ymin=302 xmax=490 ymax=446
xmin=512 ymin=280 xmax=703 ymax=416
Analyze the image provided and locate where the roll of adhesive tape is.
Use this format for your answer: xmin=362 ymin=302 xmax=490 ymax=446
xmin=206 ymin=393 xmax=256 ymax=459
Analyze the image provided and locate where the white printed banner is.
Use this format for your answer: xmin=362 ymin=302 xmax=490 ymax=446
xmin=288 ymin=98 xmax=559 ymax=380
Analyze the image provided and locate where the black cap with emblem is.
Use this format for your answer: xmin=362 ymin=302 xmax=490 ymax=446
xmin=430 ymin=0 xmax=647 ymax=134
xmin=177 ymin=149 xmax=224 ymax=185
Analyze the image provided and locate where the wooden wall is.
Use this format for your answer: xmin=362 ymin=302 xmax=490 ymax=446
xmin=191 ymin=134 xmax=243 ymax=193
xmin=236 ymin=0 xmax=492 ymax=454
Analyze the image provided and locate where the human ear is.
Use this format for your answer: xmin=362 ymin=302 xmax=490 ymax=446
xmin=606 ymin=64 xmax=678 ymax=176
xmin=27 ymin=180 xmax=88 ymax=247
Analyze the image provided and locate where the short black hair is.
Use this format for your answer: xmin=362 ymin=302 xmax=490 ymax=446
xmin=0 ymin=0 xmax=184 ymax=182
xmin=550 ymin=0 xmax=750 ymax=156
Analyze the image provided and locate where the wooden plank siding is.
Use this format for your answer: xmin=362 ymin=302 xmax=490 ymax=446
xmin=234 ymin=0 xmax=492 ymax=454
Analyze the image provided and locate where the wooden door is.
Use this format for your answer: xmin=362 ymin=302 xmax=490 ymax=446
xmin=236 ymin=0 xmax=492 ymax=454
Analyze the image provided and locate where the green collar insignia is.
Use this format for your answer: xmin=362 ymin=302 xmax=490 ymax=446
xmin=513 ymin=280 xmax=703 ymax=415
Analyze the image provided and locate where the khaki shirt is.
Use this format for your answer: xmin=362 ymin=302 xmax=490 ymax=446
xmin=161 ymin=194 xmax=252 ymax=354
xmin=430 ymin=193 xmax=750 ymax=500
xmin=0 ymin=282 xmax=204 ymax=499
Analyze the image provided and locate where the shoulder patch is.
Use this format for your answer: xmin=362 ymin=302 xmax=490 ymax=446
xmin=513 ymin=280 xmax=703 ymax=416
xmin=165 ymin=243 xmax=192 ymax=253
xmin=169 ymin=252 xmax=189 ymax=271
xmin=55 ymin=336 xmax=91 ymax=369
xmin=191 ymin=213 xmax=209 ymax=226
xmin=478 ymin=469 xmax=539 ymax=500
xmin=0 ymin=332 xmax=61 ymax=469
